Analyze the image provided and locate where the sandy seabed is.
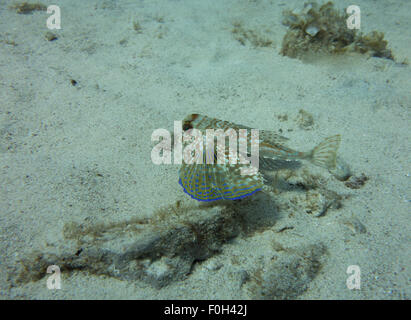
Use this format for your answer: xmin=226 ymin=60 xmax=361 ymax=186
xmin=0 ymin=0 xmax=410 ymax=299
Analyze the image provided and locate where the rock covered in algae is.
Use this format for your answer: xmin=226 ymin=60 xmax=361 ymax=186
xmin=281 ymin=1 xmax=394 ymax=60
xmin=13 ymin=203 xmax=240 ymax=288
xmin=245 ymin=244 xmax=327 ymax=299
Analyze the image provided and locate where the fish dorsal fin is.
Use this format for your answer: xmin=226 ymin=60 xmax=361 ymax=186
xmin=259 ymin=130 xmax=289 ymax=146
xmin=224 ymin=123 xmax=288 ymax=146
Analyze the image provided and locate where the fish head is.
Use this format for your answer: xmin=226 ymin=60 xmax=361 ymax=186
xmin=182 ymin=114 xmax=203 ymax=131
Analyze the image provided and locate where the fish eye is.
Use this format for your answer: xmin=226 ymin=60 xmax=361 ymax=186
xmin=183 ymin=122 xmax=193 ymax=131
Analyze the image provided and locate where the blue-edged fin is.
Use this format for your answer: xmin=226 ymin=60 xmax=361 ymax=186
xmin=179 ymin=137 xmax=264 ymax=203
xmin=179 ymin=163 xmax=263 ymax=201
xmin=179 ymin=163 xmax=222 ymax=201
xmin=221 ymin=166 xmax=264 ymax=200
xmin=179 ymin=140 xmax=224 ymax=201
xmin=309 ymin=135 xmax=341 ymax=170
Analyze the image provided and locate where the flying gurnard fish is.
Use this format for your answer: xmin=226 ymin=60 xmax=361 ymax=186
xmin=179 ymin=114 xmax=341 ymax=202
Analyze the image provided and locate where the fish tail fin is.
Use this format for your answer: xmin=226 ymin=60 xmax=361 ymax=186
xmin=309 ymin=135 xmax=341 ymax=170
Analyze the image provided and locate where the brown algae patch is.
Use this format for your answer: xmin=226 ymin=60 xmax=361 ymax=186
xmin=10 ymin=2 xmax=47 ymax=14
xmin=296 ymin=109 xmax=314 ymax=130
xmin=231 ymin=21 xmax=275 ymax=48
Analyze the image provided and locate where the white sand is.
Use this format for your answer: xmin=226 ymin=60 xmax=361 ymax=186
xmin=0 ymin=0 xmax=410 ymax=299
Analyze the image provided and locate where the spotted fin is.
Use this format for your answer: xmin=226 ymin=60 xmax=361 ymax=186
xmin=259 ymin=157 xmax=301 ymax=171
xmin=259 ymin=130 xmax=289 ymax=146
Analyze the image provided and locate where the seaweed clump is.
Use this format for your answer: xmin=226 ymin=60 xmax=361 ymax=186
xmin=281 ymin=2 xmax=394 ymax=60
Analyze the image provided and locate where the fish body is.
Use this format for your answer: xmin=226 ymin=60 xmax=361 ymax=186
xmin=179 ymin=114 xmax=340 ymax=202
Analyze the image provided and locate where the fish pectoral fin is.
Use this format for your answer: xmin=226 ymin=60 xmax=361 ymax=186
xmin=310 ymin=135 xmax=341 ymax=170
